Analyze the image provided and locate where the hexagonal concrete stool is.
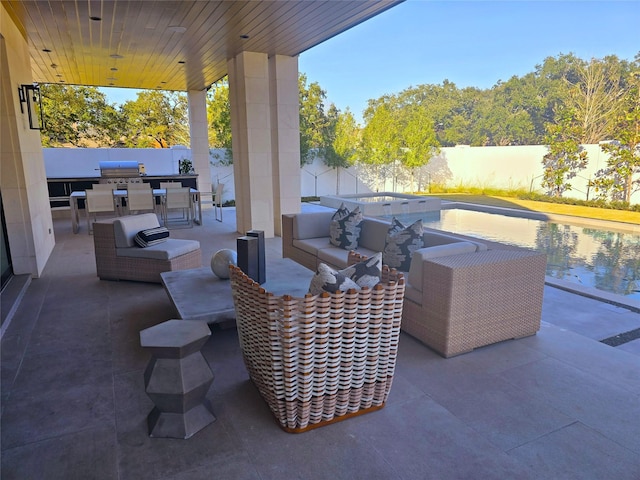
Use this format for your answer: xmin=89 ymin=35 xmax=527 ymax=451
xmin=140 ymin=320 xmax=215 ymax=439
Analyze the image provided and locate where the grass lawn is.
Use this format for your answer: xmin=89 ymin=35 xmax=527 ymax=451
xmin=427 ymin=194 xmax=640 ymax=225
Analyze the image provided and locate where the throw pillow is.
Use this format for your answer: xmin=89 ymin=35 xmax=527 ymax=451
xmin=339 ymin=252 xmax=382 ymax=290
xmin=329 ymin=204 xmax=363 ymax=250
xmin=134 ymin=226 xmax=170 ymax=248
xmin=309 ymin=263 xmax=361 ymax=296
xmin=383 ymin=217 xmax=424 ymax=271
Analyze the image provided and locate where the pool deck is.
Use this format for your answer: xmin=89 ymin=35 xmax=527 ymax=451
xmin=1 ymin=205 xmax=639 ymax=479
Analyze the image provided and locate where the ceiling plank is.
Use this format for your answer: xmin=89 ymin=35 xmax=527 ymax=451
xmin=4 ymin=0 xmax=403 ymax=91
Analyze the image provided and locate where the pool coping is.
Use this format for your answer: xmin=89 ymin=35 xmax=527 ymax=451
xmin=444 ymin=201 xmax=640 ymax=313
xmin=444 ymin=201 xmax=640 ymax=234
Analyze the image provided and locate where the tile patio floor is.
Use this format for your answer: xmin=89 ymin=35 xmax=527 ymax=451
xmin=1 ymin=205 xmax=639 ymax=479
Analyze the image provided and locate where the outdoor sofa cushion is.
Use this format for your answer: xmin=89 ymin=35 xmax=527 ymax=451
xmin=329 ymin=204 xmax=363 ymax=250
xmin=113 ymin=213 xmax=160 ymax=248
xmin=383 ymin=217 xmax=424 ymax=271
xmin=116 ymin=239 xmax=200 ymax=261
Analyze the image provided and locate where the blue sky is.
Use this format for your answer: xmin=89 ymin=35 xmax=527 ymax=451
xmin=102 ymin=0 xmax=640 ymax=121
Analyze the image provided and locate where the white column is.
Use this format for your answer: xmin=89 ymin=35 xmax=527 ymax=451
xmin=269 ymin=55 xmax=301 ymax=236
xmin=228 ymin=51 xmax=275 ymax=237
xmin=187 ymin=89 xmax=212 ymax=204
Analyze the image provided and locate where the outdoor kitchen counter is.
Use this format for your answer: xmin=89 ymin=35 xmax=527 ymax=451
xmin=47 ymin=175 xmax=198 ymax=208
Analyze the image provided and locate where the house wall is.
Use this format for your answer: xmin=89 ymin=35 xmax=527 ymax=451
xmin=1 ymin=5 xmax=55 ymax=277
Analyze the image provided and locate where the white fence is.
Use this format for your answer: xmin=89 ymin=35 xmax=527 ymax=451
xmin=43 ymin=144 xmax=637 ymax=204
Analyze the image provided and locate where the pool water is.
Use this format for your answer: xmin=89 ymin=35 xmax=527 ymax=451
xmin=384 ymin=209 xmax=640 ymax=300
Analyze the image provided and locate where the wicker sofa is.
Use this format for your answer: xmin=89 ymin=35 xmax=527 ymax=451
xmin=282 ymin=211 xmax=547 ymax=357
xmin=229 ymin=252 xmax=405 ymax=433
xmin=93 ymin=213 xmax=201 ymax=283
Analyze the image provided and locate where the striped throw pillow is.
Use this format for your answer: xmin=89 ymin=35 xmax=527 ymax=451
xmin=134 ymin=227 xmax=170 ymax=248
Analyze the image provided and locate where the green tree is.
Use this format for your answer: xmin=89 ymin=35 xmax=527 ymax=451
xmin=591 ymin=66 xmax=640 ymax=203
xmin=299 ymin=73 xmax=330 ymax=165
xmin=321 ymin=106 xmax=360 ymax=193
xmin=40 ymin=84 xmax=123 ymax=147
xmin=567 ymin=56 xmax=628 ymax=143
xmin=398 ymin=103 xmax=439 ymax=190
xmin=541 ymin=108 xmax=588 ymax=197
xmin=121 ymin=90 xmax=189 ymax=148
xmin=207 ymin=79 xmax=232 ymax=163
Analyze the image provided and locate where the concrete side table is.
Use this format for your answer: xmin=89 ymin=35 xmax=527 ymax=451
xmin=139 ymin=320 xmax=215 ymax=439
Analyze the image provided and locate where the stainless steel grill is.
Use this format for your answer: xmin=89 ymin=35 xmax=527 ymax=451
xmin=98 ymin=161 xmax=144 ymax=188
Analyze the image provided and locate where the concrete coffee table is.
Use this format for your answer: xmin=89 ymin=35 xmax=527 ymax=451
xmin=161 ymin=257 xmax=312 ymax=324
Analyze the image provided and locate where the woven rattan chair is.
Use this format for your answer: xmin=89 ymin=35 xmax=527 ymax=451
xmin=229 ymin=252 xmax=405 ymax=433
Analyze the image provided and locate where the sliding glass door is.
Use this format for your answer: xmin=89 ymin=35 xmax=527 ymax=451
xmin=1 ymin=192 xmax=12 ymax=289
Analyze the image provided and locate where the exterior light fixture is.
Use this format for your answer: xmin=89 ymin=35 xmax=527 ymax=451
xmin=18 ymin=84 xmax=44 ymax=130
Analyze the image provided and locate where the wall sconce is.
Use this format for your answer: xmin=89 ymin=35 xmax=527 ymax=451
xmin=18 ymin=83 xmax=44 ymax=130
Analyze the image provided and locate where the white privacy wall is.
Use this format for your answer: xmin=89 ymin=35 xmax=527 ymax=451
xmin=43 ymin=144 xmax=635 ymax=204
xmin=43 ymin=145 xmax=190 ymax=177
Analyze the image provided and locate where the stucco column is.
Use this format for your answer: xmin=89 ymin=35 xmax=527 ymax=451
xmin=228 ymin=52 xmax=275 ymax=237
xmin=187 ymin=89 xmax=212 ymax=204
xmin=269 ymin=55 xmax=301 ymax=236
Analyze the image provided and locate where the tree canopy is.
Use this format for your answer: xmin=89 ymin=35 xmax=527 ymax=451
xmin=121 ymin=91 xmax=189 ymax=148
xmin=39 ymin=51 xmax=639 ymax=203
xmin=40 ymin=85 xmax=122 ymax=147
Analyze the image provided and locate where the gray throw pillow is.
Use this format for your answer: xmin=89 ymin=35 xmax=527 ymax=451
xmin=339 ymin=252 xmax=382 ymax=290
xmin=309 ymin=263 xmax=361 ymax=296
xmin=329 ymin=204 xmax=363 ymax=250
xmin=383 ymin=217 xmax=424 ymax=271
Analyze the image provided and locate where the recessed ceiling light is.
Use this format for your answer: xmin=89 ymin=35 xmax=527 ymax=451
xmin=42 ymin=48 xmax=52 ymax=53
xmin=59 ymin=80 xmax=65 ymax=83
xmin=106 ymin=77 xmax=117 ymax=81
xmin=110 ymin=67 xmax=118 ymax=71
xmin=56 ymin=74 xmax=63 ymax=77
xmin=110 ymin=54 xmax=123 ymax=59
xmin=167 ymin=25 xmax=187 ymax=33
xmin=108 ymin=82 xmax=114 ymax=86
xmin=178 ymin=60 xmax=186 ymax=64
xmin=89 ymin=16 xmax=101 ymax=21
xmin=50 ymin=63 xmax=58 ymax=68
xmin=240 ymin=34 xmax=249 ymax=39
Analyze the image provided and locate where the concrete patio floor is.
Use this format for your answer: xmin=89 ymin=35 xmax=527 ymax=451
xmin=2 ymin=205 xmax=639 ymax=479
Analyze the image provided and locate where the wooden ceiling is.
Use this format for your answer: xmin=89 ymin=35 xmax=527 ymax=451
xmin=3 ymin=0 xmax=402 ymax=92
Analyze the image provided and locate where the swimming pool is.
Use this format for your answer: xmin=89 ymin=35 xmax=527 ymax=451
xmin=382 ymin=209 xmax=640 ymax=300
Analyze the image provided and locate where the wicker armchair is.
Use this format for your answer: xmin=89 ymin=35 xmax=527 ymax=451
xmin=229 ymin=253 xmax=405 ymax=433
xmin=93 ymin=215 xmax=201 ymax=283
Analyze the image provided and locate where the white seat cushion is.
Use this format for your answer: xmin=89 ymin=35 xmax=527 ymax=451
xmin=117 ymin=239 xmax=200 ymax=261
xmin=293 ymin=237 xmax=333 ymax=256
